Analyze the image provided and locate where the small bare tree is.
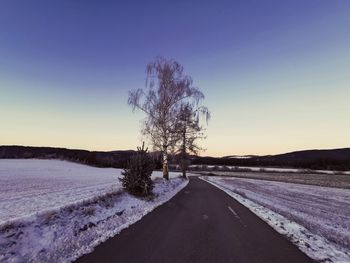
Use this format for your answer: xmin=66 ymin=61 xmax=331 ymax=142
xmin=176 ymin=102 xmax=210 ymax=178
xmin=128 ymin=57 xmax=204 ymax=180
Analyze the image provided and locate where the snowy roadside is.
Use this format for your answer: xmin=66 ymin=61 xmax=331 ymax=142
xmin=201 ymin=176 xmax=350 ymax=263
xmin=0 ymin=159 xmax=172 ymax=224
xmin=0 ymin=160 xmax=189 ymax=263
xmin=0 ymin=178 xmax=188 ymax=263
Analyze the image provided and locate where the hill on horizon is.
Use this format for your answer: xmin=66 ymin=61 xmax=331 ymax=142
xmin=1 ymin=145 xmax=350 ymax=171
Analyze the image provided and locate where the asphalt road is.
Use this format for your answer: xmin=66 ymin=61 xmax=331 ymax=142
xmin=76 ymin=177 xmax=313 ymax=263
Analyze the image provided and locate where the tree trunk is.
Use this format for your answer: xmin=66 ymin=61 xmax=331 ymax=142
xmin=182 ymin=164 xmax=186 ymax=178
xmin=181 ymin=129 xmax=187 ymax=178
xmin=163 ymin=146 xmax=169 ymax=180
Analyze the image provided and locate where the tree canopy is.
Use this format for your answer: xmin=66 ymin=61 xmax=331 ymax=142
xmin=128 ymin=57 xmax=209 ymax=179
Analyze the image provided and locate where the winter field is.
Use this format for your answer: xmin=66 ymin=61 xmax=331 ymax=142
xmin=190 ymin=164 xmax=350 ymax=175
xmin=0 ymin=159 xmax=188 ymax=262
xmin=202 ymin=176 xmax=350 ymax=263
xmin=198 ymin=170 xmax=350 ymax=189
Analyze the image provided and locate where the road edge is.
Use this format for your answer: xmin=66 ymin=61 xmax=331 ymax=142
xmin=199 ymin=176 xmax=350 ymax=263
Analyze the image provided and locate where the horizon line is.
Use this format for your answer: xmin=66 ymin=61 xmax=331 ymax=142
xmin=1 ymin=144 xmax=349 ymax=159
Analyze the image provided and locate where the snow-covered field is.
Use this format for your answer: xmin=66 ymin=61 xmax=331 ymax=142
xmin=0 ymin=159 xmax=177 ymax=224
xmin=190 ymin=164 xmax=350 ymax=175
xmin=202 ymin=176 xmax=350 ymax=263
xmin=198 ymin=170 xmax=350 ymax=189
xmin=0 ymin=159 xmax=188 ymax=262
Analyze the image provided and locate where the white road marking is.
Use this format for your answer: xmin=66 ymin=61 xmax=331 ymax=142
xmin=228 ymin=206 xmax=238 ymax=217
xmin=228 ymin=206 xmax=247 ymax=227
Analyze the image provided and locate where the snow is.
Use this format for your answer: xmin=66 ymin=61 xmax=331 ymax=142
xmin=201 ymin=176 xmax=350 ymax=263
xmin=233 ymin=166 xmax=350 ymax=175
xmin=0 ymin=159 xmax=172 ymax=224
xmin=190 ymin=164 xmax=350 ymax=175
xmin=226 ymin=155 xmax=253 ymax=159
xmin=0 ymin=159 xmax=188 ymax=262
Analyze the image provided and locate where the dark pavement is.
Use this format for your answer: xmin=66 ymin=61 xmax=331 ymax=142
xmin=76 ymin=177 xmax=313 ymax=263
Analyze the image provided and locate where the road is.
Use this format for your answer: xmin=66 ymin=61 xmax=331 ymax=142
xmin=76 ymin=177 xmax=313 ymax=263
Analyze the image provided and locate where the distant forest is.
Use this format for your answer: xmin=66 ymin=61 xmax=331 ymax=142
xmin=190 ymin=148 xmax=350 ymax=171
xmin=0 ymin=146 xmax=138 ymax=168
xmin=1 ymin=145 xmax=350 ymax=171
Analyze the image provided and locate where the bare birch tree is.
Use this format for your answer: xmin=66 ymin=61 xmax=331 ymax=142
xmin=176 ymin=102 xmax=210 ymax=178
xmin=128 ymin=57 xmax=204 ymax=180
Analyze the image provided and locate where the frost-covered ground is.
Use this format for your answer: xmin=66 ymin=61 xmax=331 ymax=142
xmin=190 ymin=164 xmax=350 ymax=175
xmin=0 ymin=159 xmax=188 ymax=262
xmin=202 ymin=176 xmax=350 ymax=263
xmin=198 ymin=170 xmax=350 ymax=189
xmin=0 ymin=159 xmax=175 ymax=223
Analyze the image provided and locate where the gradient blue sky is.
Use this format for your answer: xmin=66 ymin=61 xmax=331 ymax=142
xmin=1 ymin=0 xmax=349 ymax=156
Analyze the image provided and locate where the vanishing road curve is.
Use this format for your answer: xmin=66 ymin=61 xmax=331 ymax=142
xmin=76 ymin=177 xmax=313 ymax=263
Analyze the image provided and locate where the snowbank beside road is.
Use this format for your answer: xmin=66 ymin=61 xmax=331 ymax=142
xmin=0 ymin=159 xmax=188 ymax=262
xmin=201 ymin=176 xmax=350 ymax=263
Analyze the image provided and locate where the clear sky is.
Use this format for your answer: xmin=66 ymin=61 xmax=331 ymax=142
xmin=1 ymin=0 xmax=349 ymax=157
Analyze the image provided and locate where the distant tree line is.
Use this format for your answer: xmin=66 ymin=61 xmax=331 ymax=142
xmin=190 ymin=157 xmax=350 ymax=171
xmin=0 ymin=146 xmax=142 ymax=168
xmin=1 ymin=146 xmax=350 ymax=171
xmin=190 ymin=148 xmax=350 ymax=171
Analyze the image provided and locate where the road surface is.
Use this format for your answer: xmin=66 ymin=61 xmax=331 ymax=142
xmin=76 ymin=177 xmax=313 ymax=263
